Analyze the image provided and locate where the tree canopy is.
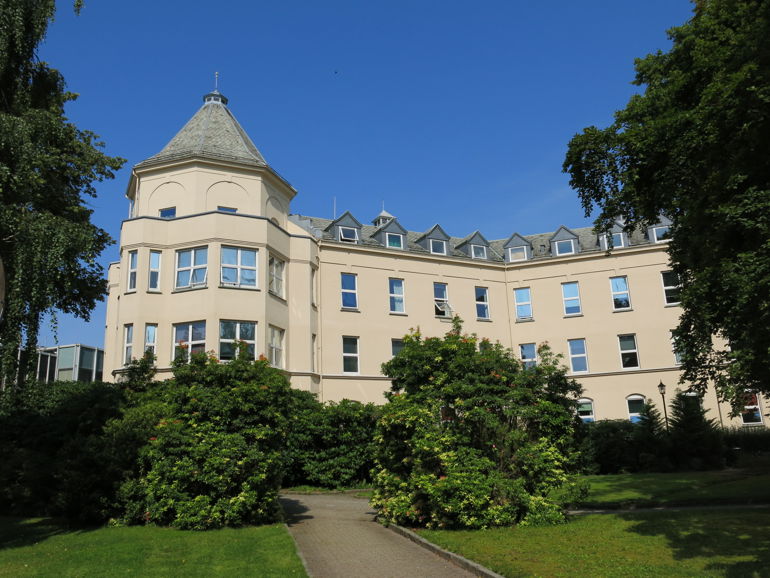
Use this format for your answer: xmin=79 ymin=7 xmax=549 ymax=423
xmin=563 ymin=0 xmax=770 ymax=409
xmin=0 ymin=1 xmax=123 ymax=382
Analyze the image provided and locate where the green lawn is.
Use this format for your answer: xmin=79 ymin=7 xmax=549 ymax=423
xmin=420 ymin=508 xmax=770 ymax=577
xmin=0 ymin=517 xmax=306 ymax=577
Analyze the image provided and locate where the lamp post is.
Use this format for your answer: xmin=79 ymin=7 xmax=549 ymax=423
xmin=658 ymin=380 xmax=669 ymax=432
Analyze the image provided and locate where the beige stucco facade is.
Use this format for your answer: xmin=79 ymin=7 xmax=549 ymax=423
xmin=103 ymin=91 xmax=764 ymax=428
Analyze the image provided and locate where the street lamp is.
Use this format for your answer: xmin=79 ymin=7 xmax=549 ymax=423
xmin=658 ymin=380 xmax=669 ymax=432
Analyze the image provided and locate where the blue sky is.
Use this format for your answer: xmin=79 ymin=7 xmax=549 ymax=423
xmin=37 ymin=0 xmax=694 ymax=347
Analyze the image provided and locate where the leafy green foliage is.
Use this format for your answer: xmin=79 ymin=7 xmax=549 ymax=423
xmin=0 ymin=1 xmax=124 ymax=382
xmin=372 ymin=320 xmax=583 ymax=529
xmin=668 ymin=391 xmax=727 ymax=470
xmin=563 ymin=0 xmax=770 ymax=407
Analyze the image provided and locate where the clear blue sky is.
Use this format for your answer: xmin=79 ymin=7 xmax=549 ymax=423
xmin=37 ymin=0 xmax=694 ymax=348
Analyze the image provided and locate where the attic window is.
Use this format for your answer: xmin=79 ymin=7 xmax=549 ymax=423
xmin=652 ymin=226 xmax=671 ymax=243
xmin=386 ymin=233 xmax=403 ymax=249
xmin=555 ymin=239 xmax=575 ymax=256
xmin=159 ymin=207 xmax=176 ymax=219
xmin=430 ymin=239 xmax=447 ymax=255
xmin=603 ymin=233 xmax=624 ymax=248
xmin=338 ymin=227 xmax=358 ymax=243
xmin=218 ymin=206 xmax=237 ymax=213
xmin=508 ymin=247 xmax=527 ymax=262
xmin=471 ymin=245 xmax=487 ymax=259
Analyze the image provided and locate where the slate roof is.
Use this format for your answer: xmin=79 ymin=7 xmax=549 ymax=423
xmin=136 ymin=91 xmax=268 ymax=169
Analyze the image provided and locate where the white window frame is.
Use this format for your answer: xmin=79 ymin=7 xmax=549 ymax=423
xmin=391 ymin=338 xmax=404 ymax=357
xmin=311 ymin=268 xmax=318 ymax=306
xmin=159 ymin=207 xmax=176 ymax=219
xmin=127 ymin=250 xmax=137 ymax=292
xmin=562 ymin=282 xmax=582 ymax=316
xmin=268 ymin=325 xmax=285 ymax=368
xmin=568 ymin=338 xmax=588 ymax=373
xmin=342 ymin=336 xmax=359 ymax=373
xmin=519 ymin=343 xmax=536 ymax=369
xmin=471 ymin=245 xmax=487 ymax=260
xmin=268 ymin=255 xmax=285 ymax=297
xmin=661 ymin=271 xmax=681 ymax=305
xmin=602 ymin=232 xmax=625 ymax=249
xmin=618 ymin=334 xmax=640 ymax=369
xmin=144 ymin=323 xmax=157 ymax=356
xmin=389 ymin=278 xmax=405 ymax=313
xmin=671 ymin=331 xmax=682 ymax=365
xmin=175 ymin=247 xmax=208 ymax=289
xmin=430 ymin=239 xmax=447 ymax=255
xmin=341 ymin=273 xmax=358 ymax=309
xmin=577 ymin=398 xmax=595 ymax=422
xmin=386 ymin=233 xmax=404 ymax=249
xmin=173 ymin=321 xmax=206 ymax=362
xmin=507 ymin=247 xmax=527 ymax=262
xmin=219 ymin=320 xmax=257 ymax=361
xmin=149 ymin=250 xmax=161 ymax=291
xmin=514 ymin=287 xmax=533 ymax=321
xmin=475 ymin=286 xmax=490 ymax=319
xmin=338 ymin=226 xmax=359 ymax=243
xmin=627 ymin=394 xmax=646 ymax=423
xmin=221 ymin=246 xmax=258 ymax=288
xmin=652 ymin=226 xmax=671 ymax=243
xmin=555 ymin=239 xmax=575 ymax=256
xmin=742 ymin=392 xmax=764 ymax=425
xmin=610 ymin=276 xmax=631 ymax=311
xmin=123 ymin=324 xmax=133 ymax=365
xmin=434 ymin=282 xmax=451 ymax=317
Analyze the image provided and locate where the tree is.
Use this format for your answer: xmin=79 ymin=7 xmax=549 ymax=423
xmin=0 ymin=1 xmax=124 ymax=383
xmin=563 ymin=0 xmax=770 ymax=409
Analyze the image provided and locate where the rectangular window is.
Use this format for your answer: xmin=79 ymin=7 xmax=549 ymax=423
xmin=173 ymin=321 xmax=206 ymax=361
xmin=661 ymin=271 xmax=681 ymax=305
xmin=389 ymin=278 xmax=405 ymax=313
xmin=742 ymin=393 xmax=763 ymax=425
xmin=652 ymin=226 xmax=670 ymax=243
xmin=144 ymin=324 xmax=157 ymax=356
xmin=386 ymin=233 xmax=403 ymax=249
xmin=508 ymin=247 xmax=527 ymax=262
xmin=311 ymin=268 xmax=318 ymax=306
xmin=123 ymin=324 xmax=133 ymax=365
xmin=520 ymin=343 xmax=536 ymax=369
xmin=578 ymin=399 xmax=595 ymax=422
xmin=217 ymin=206 xmax=237 ymax=213
xmin=342 ymin=336 xmax=359 ymax=373
xmin=341 ymin=273 xmax=358 ymax=309
xmin=127 ymin=250 xmax=137 ymax=291
xmin=671 ymin=331 xmax=682 ymax=365
xmin=430 ymin=239 xmax=447 ymax=255
xmin=610 ymin=276 xmax=631 ymax=310
xmin=555 ymin=239 xmax=575 ymax=255
xmin=627 ymin=395 xmax=646 ymax=423
xmin=219 ymin=320 xmax=256 ymax=361
xmin=618 ymin=334 xmax=640 ymax=368
xmin=311 ymin=334 xmax=317 ymax=372
xmin=175 ymin=247 xmax=208 ymax=289
xmin=471 ymin=245 xmax=487 ymax=259
xmin=149 ymin=250 xmax=161 ymax=291
xmin=391 ymin=338 xmax=404 ymax=357
xmin=221 ymin=246 xmax=257 ymax=287
xmin=602 ymin=232 xmax=624 ymax=249
xmin=339 ymin=226 xmax=358 ymax=243
xmin=268 ymin=255 xmax=285 ymax=297
xmin=562 ymin=282 xmax=582 ymax=315
xmin=159 ymin=207 xmax=176 ymax=219
xmin=434 ymin=282 xmax=451 ymax=317
xmin=568 ymin=338 xmax=588 ymax=373
xmin=475 ymin=286 xmax=490 ymax=319
xmin=514 ymin=287 xmax=533 ymax=320
xmin=269 ymin=326 xmax=285 ymax=368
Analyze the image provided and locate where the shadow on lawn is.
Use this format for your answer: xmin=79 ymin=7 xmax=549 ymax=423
xmin=619 ymin=508 xmax=770 ymax=577
xmin=0 ymin=517 xmax=95 ymax=551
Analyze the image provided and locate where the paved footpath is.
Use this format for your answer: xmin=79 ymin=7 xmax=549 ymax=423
xmin=280 ymin=493 xmax=478 ymax=578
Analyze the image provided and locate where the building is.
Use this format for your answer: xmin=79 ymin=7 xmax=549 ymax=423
xmin=34 ymin=344 xmax=105 ymax=383
xmin=103 ymin=91 xmax=764 ymax=427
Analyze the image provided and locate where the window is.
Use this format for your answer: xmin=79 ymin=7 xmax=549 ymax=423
xmin=342 ymin=336 xmax=359 ymax=373
xmin=618 ymin=334 xmax=640 ymax=368
xmin=671 ymin=331 xmax=682 ymax=365
xmin=175 ymin=247 xmax=208 ymax=289
xmin=555 ymin=239 xmax=575 ymax=255
xmin=389 ymin=278 xmax=405 ymax=313
xmin=520 ymin=343 xmax=536 ymax=369
xmin=602 ymin=232 xmax=624 ymax=249
xmin=173 ymin=321 xmax=206 ymax=361
xmin=268 ymin=255 xmax=285 ymax=297
xmin=386 ymin=233 xmax=404 ymax=249
xmin=661 ymin=271 xmax=681 ymax=305
xmin=568 ymin=338 xmax=588 ymax=373
xmin=219 ymin=320 xmax=256 ymax=361
xmin=391 ymin=339 xmax=404 ymax=357
xmin=123 ymin=324 xmax=133 ymax=365
xmin=221 ymin=246 xmax=257 ymax=287
xmin=610 ymin=276 xmax=631 ymax=310
xmin=311 ymin=334 xmax=317 ymax=372
xmin=577 ymin=398 xmax=595 ymax=422
xmin=144 ymin=324 xmax=157 ymax=356
xmin=159 ymin=207 xmax=176 ymax=219
xmin=562 ymin=282 xmax=582 ymax=315
xmin=338 ymin=226 xmax=358 ymax=243
xmin=627 ymin=395 xmax=646 ymax=423
xmin=471 ymin=245 xmax=487 ymax=259
xmin=311 ymin=268 xmax=318 ymax=306
xmin=741 ymin=393 xmax=763 ymax=425
xmin=341 ymin=273 xmax=358 ymax=309
xmin=268 ymin=326 xmax=285 ymax=368
xmin=127 ymin=250 xmax=137 ymax=291
xmin=514 ymin=287 xmax=533 ymax=320
xmin=149 ymin=250 xmax=161 ymax=291
xmin=652 ymin=226 xmax=670 ymax=243
xmin=217 ymin=206 xmax=237 ymax=213
xmin=508 ymin=247 xmax=527 ymax=262
xmin=434 ymin=282 xmax=451 ymax=317
xmin=475 ymin=286 xmax=490 ymax=319
xmin=430 ymin=239 xmax=447 ymax=255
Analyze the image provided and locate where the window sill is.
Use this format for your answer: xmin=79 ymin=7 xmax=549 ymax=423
xmin=477 ymin=318 xmax=492 ymax=322
xmin=220 ymin=284 xmax=260 ymax=291
xmin=515 ymin=318 xmax=534 ymax=323
xmin=620 ymin=366 xmax=641 ymax=371
xmin=268 ymin=291 xmax=286 ymax=302
xmin=125 ymin=290 xmax=137 ymax=295
xmin=564 ymin=313 xmax=584 ymax=318
xmin=172 ymin=285 xmax=208 ymax=293
xmin=664 ymin=303 xmax=681 ymax=308
xmin=341 ymin=307 xmax=360 ymax=313
xmin=389 ymin=312 xmax=408 ymax=316
xmin=435 ymin=315 xmax=452 ymax=320
xmin=147 ymin=290 xmax=162 ymax=294
xmin=613 ymin=308 xmax=633 ymax=313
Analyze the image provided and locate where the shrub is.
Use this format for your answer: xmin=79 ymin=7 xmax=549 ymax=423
xmin=668 ymin=391 xmax=727 ymax=470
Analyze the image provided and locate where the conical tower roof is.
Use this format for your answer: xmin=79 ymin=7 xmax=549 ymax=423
xmin=136 ymin=91 xmax=268 ymax=169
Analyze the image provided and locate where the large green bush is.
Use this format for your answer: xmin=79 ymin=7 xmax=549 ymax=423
xmin=372 ymin=320 xmax=583 ymax=529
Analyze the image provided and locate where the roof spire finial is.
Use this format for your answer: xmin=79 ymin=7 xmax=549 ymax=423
xmin=215 ymin=71 xmax=219 ymax=91
xmin=203 ymin=73 xmax=228 ymax=105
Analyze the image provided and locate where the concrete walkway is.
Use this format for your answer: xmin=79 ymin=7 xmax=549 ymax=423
xmin=280 ymin=493 xmax=478 ymax=578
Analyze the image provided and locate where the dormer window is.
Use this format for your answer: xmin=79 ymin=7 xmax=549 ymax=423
xmin=508 ymin=247 xmax=527 ymax=262
xmin=471 ymin=245 xmax=487 ymax=259
xmin=555 ymin=239 xmax=575 ymax=255
xmin=386 ymin=233 xmax=404 ymax=249
xmin=652 ymin=226 xmax=671 ymax=243
xmin=339 ymin=227 xmax=358 ymax=243
xmin=430 ymin=239 xmax=447 ymax=255
xmin=159 ymin=207 xmax=176 ymax=219
xmin=602 ymin=232 xmax=624 ymax=248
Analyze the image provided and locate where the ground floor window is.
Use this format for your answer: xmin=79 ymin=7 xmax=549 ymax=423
xmin=219 ymin=320 xmax=256 ymax=361
xmin=343 ymin=336 xmax=359 ymax=373
xmin=268 ymin=326 xmax=285 ymax=368
xmin=173 ymin=321 xmax=206 ymax=361
xmin=742 ymin=393 xmax=764 ymax=425
xmin=627 ymin=394 xmax=646 ymax=423
xmin=578 ymin=398 xmax=595 ymax=422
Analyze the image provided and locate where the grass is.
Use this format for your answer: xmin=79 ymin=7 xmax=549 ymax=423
xmin=0 ymin=517 xmax=306 ymax=577
xmin=419 ymin=508 xmax=770 ymax=577
xmin=282 ymin=485 xmax=373 ymax=499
